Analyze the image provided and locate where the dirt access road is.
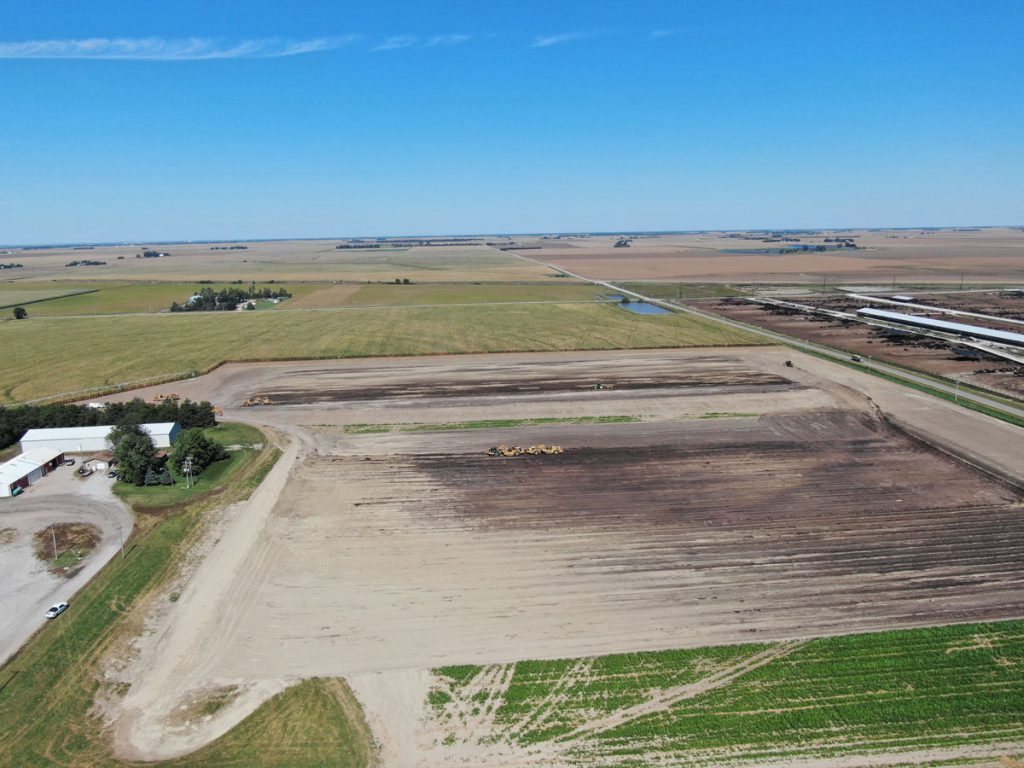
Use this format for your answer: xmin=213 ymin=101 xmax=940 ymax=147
xmin=104 ymin=347 xmax=1024 ymax=763
xmin=0 ymin=469 xmax=132 ymax=667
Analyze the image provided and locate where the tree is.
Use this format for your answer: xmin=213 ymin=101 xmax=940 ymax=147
xmin=107 ymin=422 xmax=145 ymax=449
xmin=170 ymin=429 xmax=227 ymax=475
xmin=112 ymin=432 xmax=157 ymax=487
xmin=13 ymin=307 xmax=27 ymax=320
xmin=144 ymin=466 xmax=161 ymax=486
xmin=159 ymin=468 xmax=174 ymax=485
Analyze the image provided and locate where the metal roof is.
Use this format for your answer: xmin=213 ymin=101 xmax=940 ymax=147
xmin=0 ymin=447 xmax=64 ymax=485
xmin=20 ymin=422 xmax=179 ymax=442
xmin=856 ymin=308 xmax=1024 ymax=346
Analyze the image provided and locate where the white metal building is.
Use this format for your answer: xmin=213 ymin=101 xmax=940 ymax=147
xmin=0 ymin=447 xmax=66 ymax=497
xmin=19 ymin=422 xmax=181 ymax=454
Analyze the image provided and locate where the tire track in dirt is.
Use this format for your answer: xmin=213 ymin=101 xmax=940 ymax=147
xmin=556 ymin=640 xmax=809 ymax=744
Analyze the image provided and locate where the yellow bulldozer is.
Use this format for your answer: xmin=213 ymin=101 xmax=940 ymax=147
xmin=152 ymin=392 xmax=181 ymax=403
xmin=486 ymin=444 xmax=563 ymax=457
xmin=241 ymin=396 xmax=274 ymax=407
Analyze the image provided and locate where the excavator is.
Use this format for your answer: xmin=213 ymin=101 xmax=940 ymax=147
xmin=486 ymin=444 xmax=564 ymax=457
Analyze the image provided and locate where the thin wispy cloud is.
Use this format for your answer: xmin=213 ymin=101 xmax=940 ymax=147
xmin=531 ymin=31 xmax=598 ymax=48
xmin=372 ymin=35 xmax=420 ymax=51
xmin=0 ymin=36 xmax=360 ymax=60
xmin=649 ymin=29 xmax=681 ymax=39
xmin=425 ymin=34 xmax=471 ymax=47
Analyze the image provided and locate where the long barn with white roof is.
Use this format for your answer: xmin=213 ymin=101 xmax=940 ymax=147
xmin=19 ymin=422 xmax=181 ymax=454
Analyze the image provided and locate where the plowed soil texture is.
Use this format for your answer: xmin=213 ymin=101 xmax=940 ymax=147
xmin=257 ymin=366 xmax=792 ymax=404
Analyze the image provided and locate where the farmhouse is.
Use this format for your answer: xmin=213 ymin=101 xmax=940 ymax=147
xmin=20 ymin=422 xmax=181 ymax=454
xmin=0 ymin=447 xmax=66 ymax=497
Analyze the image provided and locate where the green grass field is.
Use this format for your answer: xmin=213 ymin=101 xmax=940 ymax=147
xmin=0 ymin=302 xmax=766 ymax=403
xmin=0 ymin=286 xmax=94 ymax=310
xmin=4 ymin=281 xmax=320 ymax=316
xmin=292 ymin=282 xmax=606 ymax=308
xmin=430 ymin=622 xmax=1024 ymax=766
xmin=113 ymin=424 xmax=266 ymax=512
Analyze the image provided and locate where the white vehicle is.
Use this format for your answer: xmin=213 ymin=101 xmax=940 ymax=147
xmin=44 ymin=602 xmax=69 ymax=619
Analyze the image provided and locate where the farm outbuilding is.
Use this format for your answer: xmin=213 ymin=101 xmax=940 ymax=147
xmin=856 ymin=308 xmax=1024 ymax=347
xmin=0 ymin=447 xmax=66 ymax=497
xmin=19 ymin=422 xmax=181 ymax=454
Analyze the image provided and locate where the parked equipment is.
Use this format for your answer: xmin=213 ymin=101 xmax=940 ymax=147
xmin=241 ymin=396 xmax=274 ymax=407
xmin=486 ymin=444 xmax=564 ymax=457
xmin=152 ymin=392 xmax=181 ymax=403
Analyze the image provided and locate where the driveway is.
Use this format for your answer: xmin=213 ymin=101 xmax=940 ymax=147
xmin=0 ymin=466 xmax=133 ymax=666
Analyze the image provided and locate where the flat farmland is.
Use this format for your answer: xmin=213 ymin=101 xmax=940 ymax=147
xmin=1 ymin=241 xmax=561 ymax=283
xmin=0 ymin=303 xmax=762 ymax=403
xmin=526 ymin=228 xmax=1024 ymax=284
xmin=426 ymin=621 xmax=1024 ymax=767
xmin=289 ymin=282 xmax=606 ymax=308
xmin=1 ymin=281 xmax=321 ymax=316
xmin=105 ymin=349 xmax=1024 ymax=764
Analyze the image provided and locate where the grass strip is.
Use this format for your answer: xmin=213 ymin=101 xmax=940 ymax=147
xmin=800 ymin=349 xmax=1024 ymax=429
xmin=338 ymin=416 xmax=640 ymax=434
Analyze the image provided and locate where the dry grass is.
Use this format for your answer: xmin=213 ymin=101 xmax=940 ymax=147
xmin=0 ymin=303 xmax=767 ymax=403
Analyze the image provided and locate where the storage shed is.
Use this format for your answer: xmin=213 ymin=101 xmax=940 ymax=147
xmin=0 ymin=447 xmax=66 ymax=497
xmin=19 ymin=422 xmax=181 ymax=454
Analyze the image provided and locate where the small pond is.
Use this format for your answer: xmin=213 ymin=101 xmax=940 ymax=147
xmin=606 ymin=295 xmax=672 ymax=315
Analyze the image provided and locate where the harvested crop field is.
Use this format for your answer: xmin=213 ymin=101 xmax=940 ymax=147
xmin=108 ymin=348 xmax=1024 ymax=763
xmin=529 ymin=228 xmax=1024 ymax=284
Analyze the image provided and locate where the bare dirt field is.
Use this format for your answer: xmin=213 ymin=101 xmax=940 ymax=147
xmin=104 ymin=348 xmax=1024 ymax=764
xmin=529 ymin=228 xmax=1024 ymax=284
xmin=707 ymin=298 xmax=1024 ymax=398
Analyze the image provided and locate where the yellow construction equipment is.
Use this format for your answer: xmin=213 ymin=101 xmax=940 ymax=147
xmin=152 ymin=392 xmax=181 ymax=403
xmin=486 ymin=444 xmax=563 ymax=457
xmin=241 ymin=396 xmax=274 ymax=407
xmin=212 ymin=406 xmax=224 ymax=416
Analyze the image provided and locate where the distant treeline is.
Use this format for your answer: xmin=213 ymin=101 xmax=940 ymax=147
xmin=0 ymin=398 xmax=217 ymax=452
xmin=66 ymin=260 xmax=106 ymax=267
xmin=210 ymin=245 xmax=249 ymax=250
xmin=170 ymin=286 xmax=292 ymax=312
xmin=0 ymin=263 xmax=23 ymax=269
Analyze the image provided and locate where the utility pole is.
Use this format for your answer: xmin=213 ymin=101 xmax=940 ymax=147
xmin=117 ymin=523 xmax=125 ymax=559
xmin=183 ymin=455 xmax=194 ymax=489
xmin=51 ymin=524 xmax=58 ymax=562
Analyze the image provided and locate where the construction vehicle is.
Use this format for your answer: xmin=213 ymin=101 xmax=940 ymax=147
xmin=241 ymin=396 xmax=274 ymax=407
xmin=486 ymin=444 xmax=563 ymax=457
xmin=784 ymin=360 xmax=794 ymax=368
xmin=212 ymin=406 xmax=224 ymax=416
xmin=152 ymin=392 xmax=181 ymax=403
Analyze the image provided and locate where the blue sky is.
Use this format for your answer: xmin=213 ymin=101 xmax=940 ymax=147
xmin=1 ymin=1 xmax=1022 ymax=243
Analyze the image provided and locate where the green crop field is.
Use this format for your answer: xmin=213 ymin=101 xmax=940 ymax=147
xmin=0 ymin=302 xmax=766 ymax=403
xmin=291 ymin=282 xmax=606 ymax=308
xmin=0 ymin=286 xmax=94 ymax=309
xmin=429 ymin=622 xmax=1024 ymax=766
xmin=4 ymin=281 xmax=320 ymax=317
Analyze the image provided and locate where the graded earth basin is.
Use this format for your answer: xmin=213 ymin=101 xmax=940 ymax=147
xmin=106 ymin=348 xmax=1024 ymax=763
